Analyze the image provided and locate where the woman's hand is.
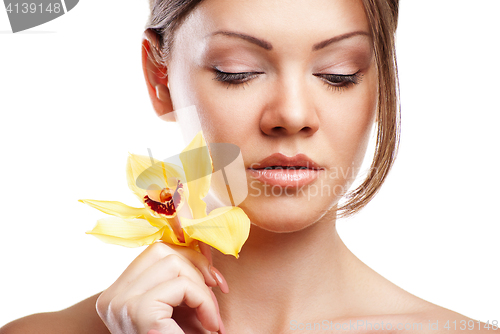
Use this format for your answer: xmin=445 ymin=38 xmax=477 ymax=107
xmin=95 ymin=242 xmax=228 ymax=334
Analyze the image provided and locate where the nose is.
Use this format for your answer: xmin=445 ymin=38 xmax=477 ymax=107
xmin=260 ymin=74 xmax=320 ymax=137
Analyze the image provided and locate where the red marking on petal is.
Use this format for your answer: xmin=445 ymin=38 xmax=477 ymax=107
xmin=144 ymin=179 xmax=184 ymax=217
xmin=173 ymin=180 xmax=183 ymax=207
xmin=144 ymin=195 xmax=176 ymax=216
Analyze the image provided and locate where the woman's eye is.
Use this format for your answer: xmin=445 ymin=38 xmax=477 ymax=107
xmin=314 ymin=72 xmax=362 ymax=91
xmin=213 ymin=68 xmax=263 ymax=87
xmin=212 ymin=68 xmax=361 ymax=91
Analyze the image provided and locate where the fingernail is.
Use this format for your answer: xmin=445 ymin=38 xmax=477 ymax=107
xmin=207 ymin=265 xmax=218 ymax=287
xmin=210 ymin=290 xmax=226 ymax=334
xmin=218 ymin=316 xmax=226 ymax=334
xmin=209 ymin=289 xmax=220 ymax=312
xmin=209 ymin=266 xmax=229 ymax=294
xmin=147 ymin=330 xmax=162 ymax=334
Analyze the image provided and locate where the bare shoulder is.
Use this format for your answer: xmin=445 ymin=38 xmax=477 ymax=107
xmin=0 ymin=292 xmax=110 ymax=334
xmin=336 ymin=302 xmax=495 ymax=334
xmin=390 ymin=306 xmax=496 ymax=334
xmin=361 ymin=270 xmax=496 ymax=334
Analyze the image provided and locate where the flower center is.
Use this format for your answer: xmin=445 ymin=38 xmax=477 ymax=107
xmin=160 ymin=188 xmax=173 ymax=202
xmin=144 ymin=180 xmax=183 ymax=217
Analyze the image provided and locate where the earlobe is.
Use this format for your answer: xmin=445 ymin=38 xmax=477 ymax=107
xmin=155 ymin=84 xmax=176 ymax=121
xmin=155 ymin=83 xmax=169 ymax=102
xmin=141 ymin=29 xmax=175 ymax=121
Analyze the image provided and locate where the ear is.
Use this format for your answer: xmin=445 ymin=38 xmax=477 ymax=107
xmin=142 ymin=29 xmax=175 ymax=121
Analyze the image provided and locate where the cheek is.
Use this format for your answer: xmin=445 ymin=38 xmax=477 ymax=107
xmin=187 ymin=78 xmax=263 ymax=146
xmin=323 ymin=70 xmax=377 ymax=166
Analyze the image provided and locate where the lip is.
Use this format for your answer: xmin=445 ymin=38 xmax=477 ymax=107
xmin=247 ymin=153 xmax=324 ymax=188
xmin=250 ymin=153 xmax=323 ymax=170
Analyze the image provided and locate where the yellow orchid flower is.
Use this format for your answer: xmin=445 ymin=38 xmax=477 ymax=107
xmin=80 ymin=131 xmax=250 ymax=258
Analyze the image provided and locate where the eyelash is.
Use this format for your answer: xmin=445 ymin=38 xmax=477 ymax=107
xmin=212 ymin=68 xmax=362 ymax=91
xmin=314 ymin=72 xmax=362 ymax=92
xmin=213 ymin=69 xmax=263 ymax=89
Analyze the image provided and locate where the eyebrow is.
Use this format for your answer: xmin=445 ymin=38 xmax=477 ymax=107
xmin=209 ymin=31 xmax=273 ymax=50
xmin=208 ymin=30 xmax=370 ymax=51
xmin=312 ymin=31 xmax=371 ymax=51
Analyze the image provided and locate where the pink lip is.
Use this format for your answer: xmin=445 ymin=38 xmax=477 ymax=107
xmin=250 ymin=153 xmax=323 ymax=170
xmin=247 ymin=153 xmax=324 ymax=188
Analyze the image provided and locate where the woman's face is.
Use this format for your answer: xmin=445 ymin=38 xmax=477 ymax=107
xmin=166 ymin=0 xmax=377 ymax=232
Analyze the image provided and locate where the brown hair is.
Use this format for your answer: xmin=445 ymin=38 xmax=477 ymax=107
xmin=144 ymin=0 xmax=401 ymax=219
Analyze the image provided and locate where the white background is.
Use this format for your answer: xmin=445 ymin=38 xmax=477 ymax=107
xmin=0 ymin=0 xmax=499 ymax=327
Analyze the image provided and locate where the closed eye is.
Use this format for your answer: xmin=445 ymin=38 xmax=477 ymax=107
xmin=212 ymin=68 xmax=362 ymax=91
xmin=213 ymin=68 xmax=264 ymax=87
xmin=313 ymin=72 xmax=362 ymax=91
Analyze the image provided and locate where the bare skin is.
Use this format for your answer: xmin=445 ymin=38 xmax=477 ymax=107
xmin=0 ymin=0 xmax=491 ymax=333
xmin=0 ymin=245 xmax=485 ymax=334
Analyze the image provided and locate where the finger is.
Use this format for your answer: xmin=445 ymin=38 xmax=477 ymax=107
xmin=209 ymin=266 xmax=229 ymax=294
xmin=138 ymin=276 xmax=219 ymax=333
xmin=199 ymin=241 xmax=213 ymax=266
xmin=210 ymin=289 xmax=226 ymax=334
xmin=147 ymin=330 xmax=171 ymax=334
xmin=119 ymin=253 xmax=209 ymax=302
xmin=172 ymin=243 xmax=217 ymax=288
xmin=146 ymin=319 xmax=185 ymax=334
xmin=113 ymin=242 xmax=217 ymax=293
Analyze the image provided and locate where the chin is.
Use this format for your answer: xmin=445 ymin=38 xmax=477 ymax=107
xmin=250 ymin=220 xmax=314 ymax=233
xmin=239 ymin=196 xmax=335 ymax=233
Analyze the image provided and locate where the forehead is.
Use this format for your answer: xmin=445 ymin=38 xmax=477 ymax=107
xmin=173 ymin=0 xmax=370 ymax=58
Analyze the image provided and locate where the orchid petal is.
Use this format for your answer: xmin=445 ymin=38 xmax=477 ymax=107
xmin=180 ymin=131 xmax=213 ymax=219
xmin=159 ymin=223 xmax=194 ymax=246
xmin=84 ymin=130 xmax=251 ymax=257
xmin=78 ymin=199 xmax=148 ymax=219
xmin=86 ymin=217 xmax=163 ymax=247
xmin=126 ymin=153 xmax=186 ymax=202
xmin=180 ymin=206 xmax=250 ymax=258
xmin=143 ymin=213 xmax=169 ymax=228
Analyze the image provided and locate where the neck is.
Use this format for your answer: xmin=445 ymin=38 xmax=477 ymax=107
xmin=211 ymin=211 xmax=373 ymax=332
